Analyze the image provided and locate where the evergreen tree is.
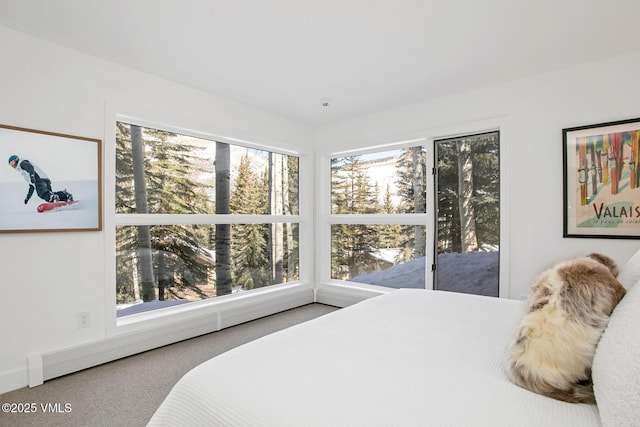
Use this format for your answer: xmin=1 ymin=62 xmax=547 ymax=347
xmin=467 ymin=135 xmax=500 ymax=248
xmin=436 ymin=143 xmax=461 ymax=252
xmin=435 ymin=133 xmax=500 ymax=253
xmin=130 ymin=124 xmax=155 ymax=302
xmin=330 ymin=156 xmax=381 ymax=279
xmin=115 ymin=122 xmax=135 ymax=213
xmin=379 ymin=183 xmax=402 ymax=248
xmin=231 ymin=152 xmax=270 ymax=289
xmin=115 ymin=122 xmax=214 ymax=303
xmin=143 ymin=128 xmax=212 ymax=300
xmin=284 ymin=156 xmax=300 ymax=280
xmin=457 ymin=140 xmax=478 ymax=252
xmin=269 ymin=153 xmax=284 ymax=284
xmin=215 ymin=141 xmax=232 ymax=296
xmin=395 ymin=146 xmax=427 ymax=259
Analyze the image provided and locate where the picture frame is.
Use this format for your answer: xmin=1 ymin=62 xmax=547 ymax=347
xmin=0 ymin=124 xmax=102 ymax=233
xmin=563 ymin=117 xmax=640 ymax=238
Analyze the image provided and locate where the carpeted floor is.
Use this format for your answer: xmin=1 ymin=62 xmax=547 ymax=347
xmin=0 ymin=303 xmax=338 ymax=427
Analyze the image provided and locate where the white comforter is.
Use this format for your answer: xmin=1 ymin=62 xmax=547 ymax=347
xmin=148 ymin=289 xmax=601 ymax=427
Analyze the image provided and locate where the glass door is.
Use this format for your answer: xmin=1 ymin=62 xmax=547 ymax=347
xmin=433 ymin=131 xmax=500 ymax=296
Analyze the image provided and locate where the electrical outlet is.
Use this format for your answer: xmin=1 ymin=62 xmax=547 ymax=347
xmin=77 ymin=312 xmax=91 ymax=329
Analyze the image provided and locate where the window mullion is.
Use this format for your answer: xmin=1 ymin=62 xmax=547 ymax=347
xmin=115 ymin=214 xmax=300 ymax=225
xmin=329 ymin=213 xmax=427 ymax=225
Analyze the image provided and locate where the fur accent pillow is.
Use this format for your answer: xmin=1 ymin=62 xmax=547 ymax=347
xmin=507 ymin=253 xmax=626 ymax=403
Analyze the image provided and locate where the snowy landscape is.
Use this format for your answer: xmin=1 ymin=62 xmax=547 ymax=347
xmin=0 ymin=180 xmax=100 ymax=231
xmin=351 ymin=251 xmax=500 ymax=297
xmin=117 ymin=251 xmax=501 ymax=317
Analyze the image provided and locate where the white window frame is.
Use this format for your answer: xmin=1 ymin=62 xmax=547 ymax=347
xmin=316 ymin=119 xmax=510 ymax=306
xmin=104 ymin=104 xmax=314 ymax=336
xmin=315 ymin=138 xmax=431 ymax=306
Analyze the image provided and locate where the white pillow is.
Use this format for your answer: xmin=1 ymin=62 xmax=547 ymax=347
xmin=616 ymin=248 xmax=640 ymax=289
xmin=592 ymin=279 xmax=640 ymax=427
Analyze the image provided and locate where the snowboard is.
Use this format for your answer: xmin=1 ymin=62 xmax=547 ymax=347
xmin=37 ymin=200 xmax=79 ymax=213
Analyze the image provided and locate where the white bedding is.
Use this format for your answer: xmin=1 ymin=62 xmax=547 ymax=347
xmin=148 ymin=289 xmax=601 ymax=427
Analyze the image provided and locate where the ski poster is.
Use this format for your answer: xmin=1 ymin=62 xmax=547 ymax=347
xmin=563 ymin=117 xmax=640 ymax=238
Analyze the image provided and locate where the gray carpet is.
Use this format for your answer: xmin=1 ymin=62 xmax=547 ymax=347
xmin=0 ymin=303 xmax=338 ymax=427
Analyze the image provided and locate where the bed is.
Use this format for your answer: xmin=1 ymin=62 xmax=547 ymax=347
xmin=148 ymin=252 xmax=640 ymax=427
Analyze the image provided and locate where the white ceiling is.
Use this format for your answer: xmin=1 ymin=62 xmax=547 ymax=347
xmin=1 ymin=1 xmax=640 ymax=125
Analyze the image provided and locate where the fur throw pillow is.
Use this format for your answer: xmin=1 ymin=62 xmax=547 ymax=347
xmin=507 ymin=253 xmax=626 ymax=403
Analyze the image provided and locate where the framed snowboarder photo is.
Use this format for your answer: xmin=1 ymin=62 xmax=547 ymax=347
xmin=563 ymin=117 xmax=640 ymax=238
xmin=0 ymin=124 xmax=102 ymax=233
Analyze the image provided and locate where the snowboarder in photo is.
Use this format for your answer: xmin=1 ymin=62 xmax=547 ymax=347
xmin=8 ymin=154 xmax=73 ymax=204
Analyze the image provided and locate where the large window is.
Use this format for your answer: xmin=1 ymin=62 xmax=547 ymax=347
xmin=325 ymin=133 xmax=501 ymax=296
xmin=115 ymin=121 xmax=300 ymax=317
xmin=329 ymin=146 xmax=428 ymax=288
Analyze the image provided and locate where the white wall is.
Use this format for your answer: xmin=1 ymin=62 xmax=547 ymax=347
xmin=0 ymin=27 xmax=313 ymax=393
xmin=316 ymin=51 xmax=640 ymax=299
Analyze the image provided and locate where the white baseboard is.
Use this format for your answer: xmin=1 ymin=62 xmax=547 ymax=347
xmin=315 ymin=282 xmax=390 ymax=307
xmin=0 ymin=368 xmax=28 ymax=395
xmin=24 ymin=285 xmax=314 ymax=389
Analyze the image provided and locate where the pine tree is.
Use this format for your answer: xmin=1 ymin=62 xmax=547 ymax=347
xmin=269 ymin=152 xmax=284 ymax=284
xmin=143 ymin=128 xmax=212 ymax=300
xmin=231 ymin=152 xmax=270 ymax=289
xmin=215 ymin=141 xmax=232 ymax=296
xmin=379 ymin=183 xmax=402 ymax=248
xmin=130 ymin=124 xmax=155 ymax=302
xmin=457 ymin=140 xmax=478 ymax=252
xmin=330 ymin=156 xmax=381 ymax=279
xmin=435 ymin=133 xmax=500 ymax=253
xmin=283 ymin=156 xmax=299 ymax=280
xmin=467 ymin=134 xmax=500 ymax=248
xmin=436 ymin=143 xmax=461 ymax=253
xmin=395 ymin=146 xmax=427 ymax=259
xmin=115 ymin=122 xmax=214 ymax=303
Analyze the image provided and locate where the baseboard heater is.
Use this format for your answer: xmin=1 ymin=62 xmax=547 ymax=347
xmin=28 ymin=286 xmax=314 ymax=388
xmin=316 ymin=282 xmax=389 ymax=307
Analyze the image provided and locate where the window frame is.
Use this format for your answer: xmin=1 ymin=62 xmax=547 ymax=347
xmin=104 ymin=107 xmax=313 ymax=335
xmin=316 ymin=121 xmax=510 ymax=303
xmin=316 ymin=138 xmax=433 ymax=299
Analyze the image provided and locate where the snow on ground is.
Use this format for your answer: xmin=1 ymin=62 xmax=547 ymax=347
xmin=0 ymin=180 xmax=99 ymax=231
xmin=351 ymin=251 xmax=500 ymax=297
xmin=117 ymin=299 xmax=189 ymax=317
xmin=117 ymin=251 xmax=501 ymax=317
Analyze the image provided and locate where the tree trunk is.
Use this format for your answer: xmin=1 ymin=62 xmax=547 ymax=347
xmin=215 ymin=141 xmax=232 ymax=296
xmin=129 ymin=228 xmax=141 ymax=301
xmin=131 ymin=124 xmax=156 ymax=302
xmin=457 ymin=140 xmax=478 ymax=252
xmin=411 ymin=147 xmax=426 ymax=257
xmin=282 ymin=158 xmax=295 ymax=281
xmin=269 ymin=153 xmax=284 ymax=284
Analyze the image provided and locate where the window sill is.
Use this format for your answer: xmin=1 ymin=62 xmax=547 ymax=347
xmin=115 ymin=282 xmax=314 ymax=334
